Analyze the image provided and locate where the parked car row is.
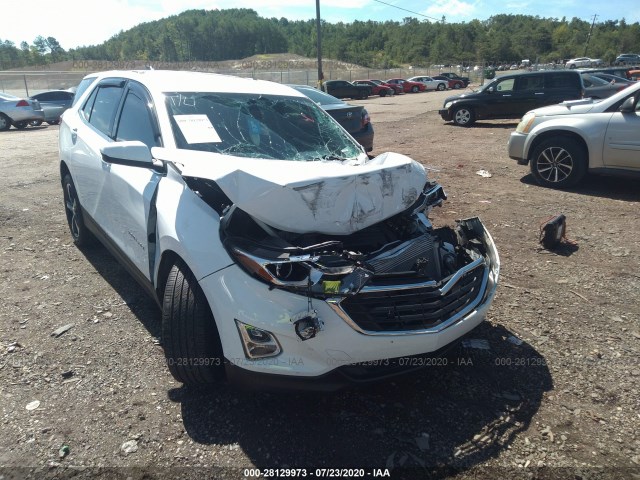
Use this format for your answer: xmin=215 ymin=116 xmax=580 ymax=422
xmin=0 ymin=89 xmax=75 ymax=131
xmin=439 ymin=69 xmax=636 ymax=127
xmin=0 ymin=92 xmax=44 ymax=131
xmin=322 ymin=74 xmax=471 ymax=100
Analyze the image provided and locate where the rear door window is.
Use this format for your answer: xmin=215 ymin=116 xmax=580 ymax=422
xmin=84 ymin=83 xmax=125 ymax=136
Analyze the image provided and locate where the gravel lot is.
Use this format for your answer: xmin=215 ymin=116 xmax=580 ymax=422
xmin=1 ymin=88 xmax=639 ymax=480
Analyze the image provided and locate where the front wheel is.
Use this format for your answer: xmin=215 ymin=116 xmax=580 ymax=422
xmin=379 ymin=89 xmax=387 ymax=97
xmin=162 ymin=260 xmax=225 ymax=385
xmin=437 ymin=83 xmax=446 ymax=91
xmin=359 ymin=90 xmax=368 ymax=100
xmin=453 ymin=106 xmax=475 ymax=126
xmin=453 ymin=83 xmax=462 ymax=89
xmin=29 ymin=120 xmax=43 ymax=127
xmin=14 ymin=121 xmax=28 ymax=129
xmin=47 ymin=119 xmax=60 ymax=125
xmin=530 ymin=137 xmax=587 ymax=188
xmin=411 ymin=85 xmax=419 ymax=93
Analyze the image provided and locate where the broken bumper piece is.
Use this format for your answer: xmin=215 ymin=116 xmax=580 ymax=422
xmin=200 ymin=216 xmax=499 ymax=390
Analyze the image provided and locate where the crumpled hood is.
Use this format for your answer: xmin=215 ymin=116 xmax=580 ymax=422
xmin=152 ymin=148 xmax=427 ymax=235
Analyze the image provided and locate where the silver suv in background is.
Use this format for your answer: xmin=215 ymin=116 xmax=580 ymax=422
xmin=508 ymin=82 xmax=640 ymax=188
xmin=614 ymin=54 xmax=640 ymax=66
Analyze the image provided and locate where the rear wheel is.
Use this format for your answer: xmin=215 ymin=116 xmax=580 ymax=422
xmin=411 ymin=85 xmax=419 ymax=93
xmin=453 ymin=83 xmax=462 ymax=89
xmin=162 ymin=260 xmax=224 ymax=385
xmin=47 ymin=119 xmax=60 ymax=125
xmin=0 ymin=113 xmax=10 ymax=131
xmin=379 ymin=89 xmax=387 ymax=97
xmin=62 ymin=173 xmax=94 ymax=246
xmin=14 ymin=121 xmax=28 ymax=129
xmin=453 ymin=106 xmax=475 ymax=126
xmin=530 ymin=137 xmax=587 ymax=188
xmin=29 ymin=120 xmax=43 ymax=127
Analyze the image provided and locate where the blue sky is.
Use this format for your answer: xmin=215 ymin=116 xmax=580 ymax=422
xmin=1 ymin=0 xmax=638 ymax=50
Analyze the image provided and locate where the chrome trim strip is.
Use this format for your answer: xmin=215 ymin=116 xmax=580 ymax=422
xmin=357 ymin=256 xmax=484 ymax=293
xmin=327 ymin=262 xmax=489 ymax=336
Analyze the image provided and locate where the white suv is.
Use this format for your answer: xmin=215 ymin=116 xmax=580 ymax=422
xmin=59 ymin=70 xmax=499 ymax=390
xmin=508 ymin=82 xmax=640 ymax=188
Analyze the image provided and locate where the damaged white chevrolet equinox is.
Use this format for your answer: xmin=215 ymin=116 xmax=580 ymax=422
xmin=59 ymin=70 xmax=499 ymax=390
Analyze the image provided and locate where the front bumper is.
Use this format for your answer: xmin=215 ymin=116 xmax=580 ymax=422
xmin=224 ymin=331 xmax=475 ymax=392
xmin=507 ymin=131 xmax=530 ymax=164
xmin=439 ymin=109 xmax=453 ymax=121
xmin=199 ymin=218 xmax=499 ymax=387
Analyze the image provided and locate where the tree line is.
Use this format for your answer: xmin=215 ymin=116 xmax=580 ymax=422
xmin=2 ymin=9 xmax=640 ymax=70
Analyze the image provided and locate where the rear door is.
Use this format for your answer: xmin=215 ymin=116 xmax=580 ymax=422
xmin=66 ymin=79 xmax=126 ymax=222
xmin=513 ymin=74 xmax=544 ymax=113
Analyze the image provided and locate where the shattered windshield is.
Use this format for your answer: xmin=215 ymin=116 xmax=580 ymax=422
xmin=165 ymin=92 xmax=363 ymax=161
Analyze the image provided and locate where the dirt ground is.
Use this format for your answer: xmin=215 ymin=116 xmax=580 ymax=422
xmin=0 ymin=88 xmax=639 ymax=480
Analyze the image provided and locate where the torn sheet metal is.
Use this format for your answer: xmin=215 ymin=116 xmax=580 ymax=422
xmin=152 ymin=148 xmax=427 ymax=235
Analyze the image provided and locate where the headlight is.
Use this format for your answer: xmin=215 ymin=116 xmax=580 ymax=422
xmin=516 ymin=112 xmax=536 ymax=133
xmin=230 ymin=247 xmax=314 ymax=287
xmin=228 ymin=245 xmax=369 ymax=296
xmin=444 ymin=101 xmax=454 ymax=109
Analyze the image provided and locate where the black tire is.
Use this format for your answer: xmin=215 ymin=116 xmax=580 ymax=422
xmin=453 ymin=106 xmax=475 ymax=127
xmin=411 ymin=85 xmax=419 ymax=93
xmin=569 ymin=64 xmax=576 ymax=69
xmin=359 ymin=90 xmax=368 ymax=100
xmin=530 ymin=137 xmax=587 ymax=188
xmin=0 ymin=113 xmax=10 ymax=131
xmin=14 ymin=121 xmax=28 ymax=129
xmin=437 ymin=83 xmax=446 ymax=91
xmin=162 ymin=260 xmax=224 ymax=385
xmin=62 ymin=173 xmax=95 ymax=247
xmin=453 ymin=83 xmax=462 ymax=89
xmin=47 ymin=119 xmax=60 ymax=125
xmin=29 ymin=120 xmax=43 ymax=127
xmin=379 ymin=89 xmax=387 ymax=97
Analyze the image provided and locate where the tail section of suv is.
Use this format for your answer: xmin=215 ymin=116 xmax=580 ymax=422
xmin=439 ymin=70 xmax=584 ymax=127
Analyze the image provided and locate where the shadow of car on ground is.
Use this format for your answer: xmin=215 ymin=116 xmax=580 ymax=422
xmin=79 ymin=242 xmax=552 ymax=478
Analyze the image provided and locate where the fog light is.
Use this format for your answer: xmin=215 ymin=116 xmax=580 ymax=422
xmin=235 ymin=320 xmax=281 ymax=359
xmin=294 ymin=315 xmax=321 ymax=341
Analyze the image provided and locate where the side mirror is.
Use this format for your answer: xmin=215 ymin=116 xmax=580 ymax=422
xmin=487 ymin=86 xmax=494 ymax=93
xmin=619 ymin=96 xmax=636 ymax=113
xmin=101 ymin=141 xmax=165 ymax=172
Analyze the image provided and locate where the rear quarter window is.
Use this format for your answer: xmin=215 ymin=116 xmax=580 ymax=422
xmin=545 ymin=73 xmax=580 ymax=89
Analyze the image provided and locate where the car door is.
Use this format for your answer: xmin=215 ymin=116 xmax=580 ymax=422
xmin=104 ymin=81 xmax=164 ymax=279
xmin=602 ymin=96 xmax=640 ymax=170
xmin=66 ymin=79 xmax=126 ymax=223
xmin=482 ymin=76 xmax=516 ymax=118
xmin=513 ymin=74 xmax=544 ymax=112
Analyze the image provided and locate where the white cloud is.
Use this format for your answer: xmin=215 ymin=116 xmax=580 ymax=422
xmin=424 ymin=0 xmax=479 ymax=21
